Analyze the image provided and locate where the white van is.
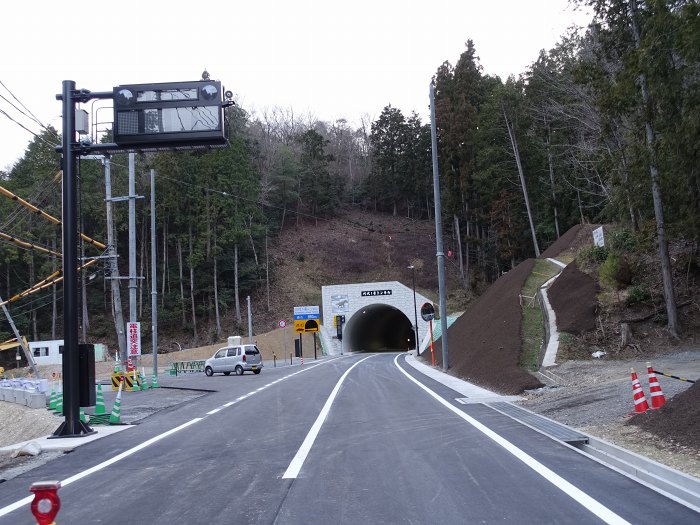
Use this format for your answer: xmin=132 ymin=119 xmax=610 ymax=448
xmin=204 ymin=344 xmax=263 ymax=376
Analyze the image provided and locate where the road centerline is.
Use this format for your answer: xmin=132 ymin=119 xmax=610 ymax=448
xmin=282 ymin=354 xmax=377 ymax=479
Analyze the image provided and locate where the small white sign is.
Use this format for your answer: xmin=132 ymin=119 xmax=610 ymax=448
xmin=592 ymin=226 xmax=605 ymax=247
xmin=127 ymin=321 xmax=141 ymax=356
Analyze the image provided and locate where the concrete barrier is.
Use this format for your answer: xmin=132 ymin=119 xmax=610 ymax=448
xmin=0 ymin=379 xmax=48 ymax=407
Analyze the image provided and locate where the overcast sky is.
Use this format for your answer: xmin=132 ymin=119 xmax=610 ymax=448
xmin=0 ymin=1 xmax=590 ymax=171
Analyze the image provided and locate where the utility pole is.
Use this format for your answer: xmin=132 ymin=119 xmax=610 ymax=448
xmin=247 ymin=295 xmax=253 ymax=343
xmin=150 ymin=168 xmax=158 ymax=378
xmin=104 ymin=158 xmax=127 ymax=364
xmin=429 ymin=82 xmax=449 ymax=371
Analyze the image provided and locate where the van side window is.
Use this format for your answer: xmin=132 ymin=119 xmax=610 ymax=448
xmin=227 ymin=348 xmax=237 ymax=357
xmin=215 ymin=349 xmax=227 ymax=358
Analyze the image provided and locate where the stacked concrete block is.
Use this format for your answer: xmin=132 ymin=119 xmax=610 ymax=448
xmin=0 ymin=378 xmax=48 ymax=408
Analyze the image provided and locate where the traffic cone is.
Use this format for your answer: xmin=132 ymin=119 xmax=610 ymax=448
xmin=140 ymin=368 xmax=149 ymax=390
xmin=54 ymin=391 xmax=63 ymax=414
xmin=646 ymin=362 xmax=666 ymax=409
xmin=131 ymin=369 xmax=140 ymax=392
xmin=80 ymin=407 xmax=89 ymax=424
xmin=151 ymin=374 xmax=159 ymax=389
xmin=95 ymin=384 xmax=106 ymax=415
xmin=630 ymin=368 xmax=650 ymax=414
xmin=109 ymin=382 xmax=123 ymax=424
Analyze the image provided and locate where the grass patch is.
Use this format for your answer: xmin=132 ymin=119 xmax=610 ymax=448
xmin=519 ymin=260 xmax=562 ymax=372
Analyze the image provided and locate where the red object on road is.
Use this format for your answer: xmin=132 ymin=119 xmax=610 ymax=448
xmin=646 ymin=362 xmax=666 ymax=409
xmin=30 ymin=480 xmax=61 ymax=525
xmin=630 ymin=368 xmax=650 ymax=413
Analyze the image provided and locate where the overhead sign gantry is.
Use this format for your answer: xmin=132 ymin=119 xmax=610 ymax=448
xmin=54 ymin=78 xmax=231 ymax=438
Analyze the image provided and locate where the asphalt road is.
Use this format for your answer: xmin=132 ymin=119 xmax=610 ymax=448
xmin=0 ymin=353 xmax=698 ymax=524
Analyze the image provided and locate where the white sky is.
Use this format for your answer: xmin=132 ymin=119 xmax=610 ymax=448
xmin=0 ymin=1 xmax=590 ymax=171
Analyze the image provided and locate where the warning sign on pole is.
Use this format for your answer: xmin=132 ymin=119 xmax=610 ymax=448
xmin=127 ymin=321 xmax=141 ymax=356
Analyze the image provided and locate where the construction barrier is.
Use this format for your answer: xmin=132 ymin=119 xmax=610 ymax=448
xmin=111 ymin=371 xmax=142 ymax=391
xmin=168 ymin=360 xmax=205 ymax=376
xmin=652 ymin=369 xmax=696 ymax=384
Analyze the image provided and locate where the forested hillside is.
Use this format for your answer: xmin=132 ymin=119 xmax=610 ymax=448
xmin=0 ymin=0 xmax=697 ymax=361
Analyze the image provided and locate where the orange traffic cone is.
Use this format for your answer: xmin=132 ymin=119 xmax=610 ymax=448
xmin=646 ymin=362 xmax=666 ymax=409
xmin=630 ymin=368 xmax=650 ymax=414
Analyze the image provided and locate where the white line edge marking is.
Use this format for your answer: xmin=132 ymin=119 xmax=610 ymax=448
xmin=393 ymin=355 xmax=631 ymax=525
xmin=0 ymin=418 xmax=202 ymax=519
xmin=0 ymin=359 xmax=340 ymax=518
xmin=283 ymin=355 xmax=377 ymax=479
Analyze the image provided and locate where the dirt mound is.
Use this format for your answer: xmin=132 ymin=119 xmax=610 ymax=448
xmin=628 ymin=380 xmax=700 ymax=449
xmin=539 ymin=224 xmax=599 ymax=259
xmin=424 ymin=258 xmax=544 ymax=395
xmin=547 ymin=261 xmax=598 ymax=334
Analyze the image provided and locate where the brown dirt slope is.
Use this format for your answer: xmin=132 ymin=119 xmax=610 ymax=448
xmin=425 ymin=258 xmax=544 ymax=395
xmin=547 ymin=261 xmax=598 ymax=334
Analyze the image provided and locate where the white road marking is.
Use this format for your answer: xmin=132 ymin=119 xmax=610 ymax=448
xmin=393 ymin=355 xmax=630 ymax=525
xmin=0 ymin=418 xmax=202 ymax=519
xmin=283 ymin=355 xmax=377 ymax=479
xmin=0 ymin=358 xmax=338 ymax=519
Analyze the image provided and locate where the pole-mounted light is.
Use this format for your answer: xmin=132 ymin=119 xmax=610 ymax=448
xmin=408 ymin=265 xmax=420 ymax=356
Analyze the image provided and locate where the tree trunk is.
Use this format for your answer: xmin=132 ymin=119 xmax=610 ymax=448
xmin=29 ymin=251 xmax=38 ymax=341
xmin=161 ymin=220 xmax=168 ymax=307
xmin=80 ymin=234 xmax=87 ymax=342
xmin=177 ymin=237 xmax=186 ymax=326
xmin=545 ymin=121 xmax=560 ymax=239
xmin=139 ymin=219 xmax=146 ymax=318
xmin=189 ymin=225 xmax=197 ymax=339
xmin=213 ymin=232 xmax=221 ymax=339
xmin=265 ymin=232 xmax=270 ymax=311
xmin=629 ymin=0 xmax=679 ymax=338
xmin=51 ymin=237 xmax=57 ymax=339
xmin=504 ymin=107 xmax=540 ymax=257
xmin=234 ymin=243 xmax=242 ymax=324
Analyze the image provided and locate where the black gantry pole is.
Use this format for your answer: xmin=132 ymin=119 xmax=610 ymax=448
xmin=52 ymin=81 xmax=93 ymax=438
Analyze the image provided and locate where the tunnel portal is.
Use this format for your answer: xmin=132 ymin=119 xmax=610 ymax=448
xmin=321 ymin=281 xmax=433 ymax=356
xmin=345 ymin=304 xmax=415 ymax=352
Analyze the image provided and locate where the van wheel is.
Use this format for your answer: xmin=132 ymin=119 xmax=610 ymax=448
xmin=253 ymin=369 xmax=261 ymax=374
xmin=223 ymin=371 xmax=231 ymax=376
xmin=205 ymin=366 xmax=213 ymax=377
xmin=235 ymin=365 xmax=244 ymax=376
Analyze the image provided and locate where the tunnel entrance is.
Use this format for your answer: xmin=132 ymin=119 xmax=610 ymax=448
xmin=346 ymin=303 xmax=415 ymax=352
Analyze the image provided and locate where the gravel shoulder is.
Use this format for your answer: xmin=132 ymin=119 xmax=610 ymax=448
xmin=517 ymin=350 xmax=700 ymax=478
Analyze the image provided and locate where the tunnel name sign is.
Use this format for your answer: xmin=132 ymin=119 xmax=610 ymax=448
xmin=361 ymin=289 xmax=392 ymax=297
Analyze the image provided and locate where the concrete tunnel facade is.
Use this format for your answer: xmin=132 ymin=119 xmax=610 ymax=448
xmin=320 ymin=281 xmax=433 ymax=355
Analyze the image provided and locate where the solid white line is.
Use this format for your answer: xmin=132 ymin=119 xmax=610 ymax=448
xmin=282 ymin=355 xmax=376 ymax=479
xmin=393 ymin=355 xmax=631 ymax=525
xmin=0 ymin=418 xmax=202 ymax=519
xmin=0 ymin=358 xmax=339 ymax=519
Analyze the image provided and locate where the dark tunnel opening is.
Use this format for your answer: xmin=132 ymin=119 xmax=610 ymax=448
xmin=345 ymin=303 xmax=415 ymax=352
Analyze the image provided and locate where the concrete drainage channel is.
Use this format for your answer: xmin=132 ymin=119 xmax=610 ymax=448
xmin=487 ymin=402 xmax=700 ymax=511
